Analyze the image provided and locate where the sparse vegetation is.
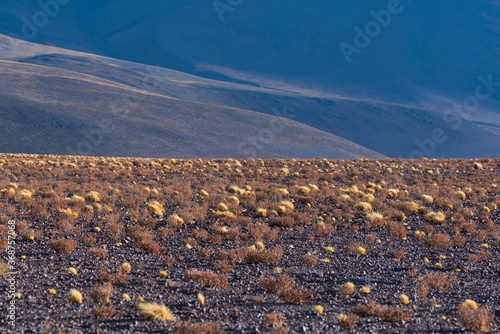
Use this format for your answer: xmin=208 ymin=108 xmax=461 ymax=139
xmin=0 ymin=154 xmax=498 ymax=332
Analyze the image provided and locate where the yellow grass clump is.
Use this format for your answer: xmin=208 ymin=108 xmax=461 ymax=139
xmin=357 ymin=246 xmax=366 ymax=255
xmin=197 ymin=293 xmax=205 ymax=306
xmin=257 ymin=208 xmax=267 ymax=217
xmin=147 ymin=201 xmax=164 ymax=215
xmin=18 ymin=189 xmax=33 ymax=198
xmin=213 ymin=211 xmax=236 ymax=218
xmin=422 ymin=195 xmax=434 ymax=204
xmin=122 ymin=262 xmax=132 ymax=272
xmin=388 ymin=189 xmax=399 ymax=198
xmin=85 ymin=191 xmax=101 ymax=202
xmin=426 ymin=211 xmax=446 ymax=225
xmin=137 ymin=303 xmax=175 ymax=321
xmin=228 ymin=196 xmax=240 ymax=205
xmin=169 ymin=214 xmax=184 ymax=225
xmin=456 ymin=191 xmax=466 ymax=200
xmin=462 ymin=299 xmax=478 ymax=309
xmin=360 ymin=286 xmax=371 ymax=294
xmin=399 ymin=294 xmax=410 ymax=305
xmin=69 ymin=289 xmax=83 ymax=303
xmin=279 ymin=201 xmax=294 ymax=211
xmin=297 ymin=186 xmax=310 ymax=194
xmin=355 ymin=202 xmax=372 ymax=211
xmin=277 ymin=188 xmax=289 ymax=195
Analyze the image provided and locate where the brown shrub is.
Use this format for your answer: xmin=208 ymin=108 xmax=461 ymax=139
xmin=262 ymin=275 xmax=295 ymax=296
xmin=365 ymin=301 xmax=414 ymax=322
xmin=50 ymin=238 xmax=77 ymax=254
xmin=174 ymin=321 xmax=220 ymax=334
xmin=352 ymin=303 xmax=371 ymax=317
xmin=339 ymin=282 xmax=355 ymax=298
xmin=471 ymin=229 xmax=488 ymax=240
xmin=192 ymin=228 xmax=208 ymax=240
xmin=198 ymin=248 xmax=212 ymax=259
xmin=107 ymin=220 xmax=123 ymax=239
xmin=425 ymin=233 xmax=452 ymax=249
xmin=0 ymin=238 xmax=7 ymax=252
xmin=88 ymin=248 xmax=107 ymax=258
xmin=266 ymin=312 xmax=286 ymax=328
xmin=423 ymin=273 xmax=456 ymax=290
xmin=114 ymin=266 xmax=129 ymax=284
xmin=248 ymin=223 xmax=272 ymax=241
xmin=214 ymin=260 xmax=233 ymax=274
xmin=388 ymin=222 xmax=406 ymax=240
xmin=468 ymin=254 xmax=480 ymax=262
xmin=281 ymin=288 xmax=312 ymax=304
xmin=338 ymin=313 xmax=359 ymax=329
xmin=458 ymin=305 xmax=494 ymax=332
xmin=206 ymin=234 xmax=222 ymax=244
xmin=462 ymin=222 xmax=477 ymax=233
xmin=95 ymin=266 xmax=112 ymax=284
xmin=395 ymin=201 xmax=418 ymax=213
xmin=186 ymin=269 xmax=228 ymax=289
xmin=453 ymin=235 xmax=467 ymax=247
xmin=245 ymin=246 xmax=283 ymax=264
xmin=127 ymin=226 xmax=164 ymax=255
xmin=302 ymin=254 xmax=318 ymax=267
xmin=422 ymin=224 xmax=435 ymax=236
xmin=90 ymin=282 xmax=113 ymax=303
xmin=92 ymin=305 xmax=116 ymax=319
xmin=393 ymin=250 xmax=405 ymax=262
xmin=158 ymin=227 xmax=174 ymax=238
xmin=82 ymin=234 xmax=97 ymax=247
xmin=269 ymin=216 xmax=294 ymax=228
xmin=477 ymin=250 xmax=491 ymax=260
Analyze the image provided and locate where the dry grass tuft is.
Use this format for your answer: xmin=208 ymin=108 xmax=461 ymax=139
xmin=137 ymin=303 xmax=175 ymax=321
xmin=426 ymin=211 xmax=446 ymax=225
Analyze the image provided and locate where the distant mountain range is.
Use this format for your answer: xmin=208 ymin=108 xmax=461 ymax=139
xmin=0 ymin=1 xmax=499 ymax=158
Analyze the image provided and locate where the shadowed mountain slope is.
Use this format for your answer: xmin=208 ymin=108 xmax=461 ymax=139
xmin=0 ymin=58 xmax=384 ymax=159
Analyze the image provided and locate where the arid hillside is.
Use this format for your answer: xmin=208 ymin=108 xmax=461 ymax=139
xmin=2 ymin=34 xmax=500 ymax=159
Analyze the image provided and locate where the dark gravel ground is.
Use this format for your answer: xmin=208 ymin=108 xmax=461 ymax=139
xmin=0 ymin=155 xmax=498 ymax=333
